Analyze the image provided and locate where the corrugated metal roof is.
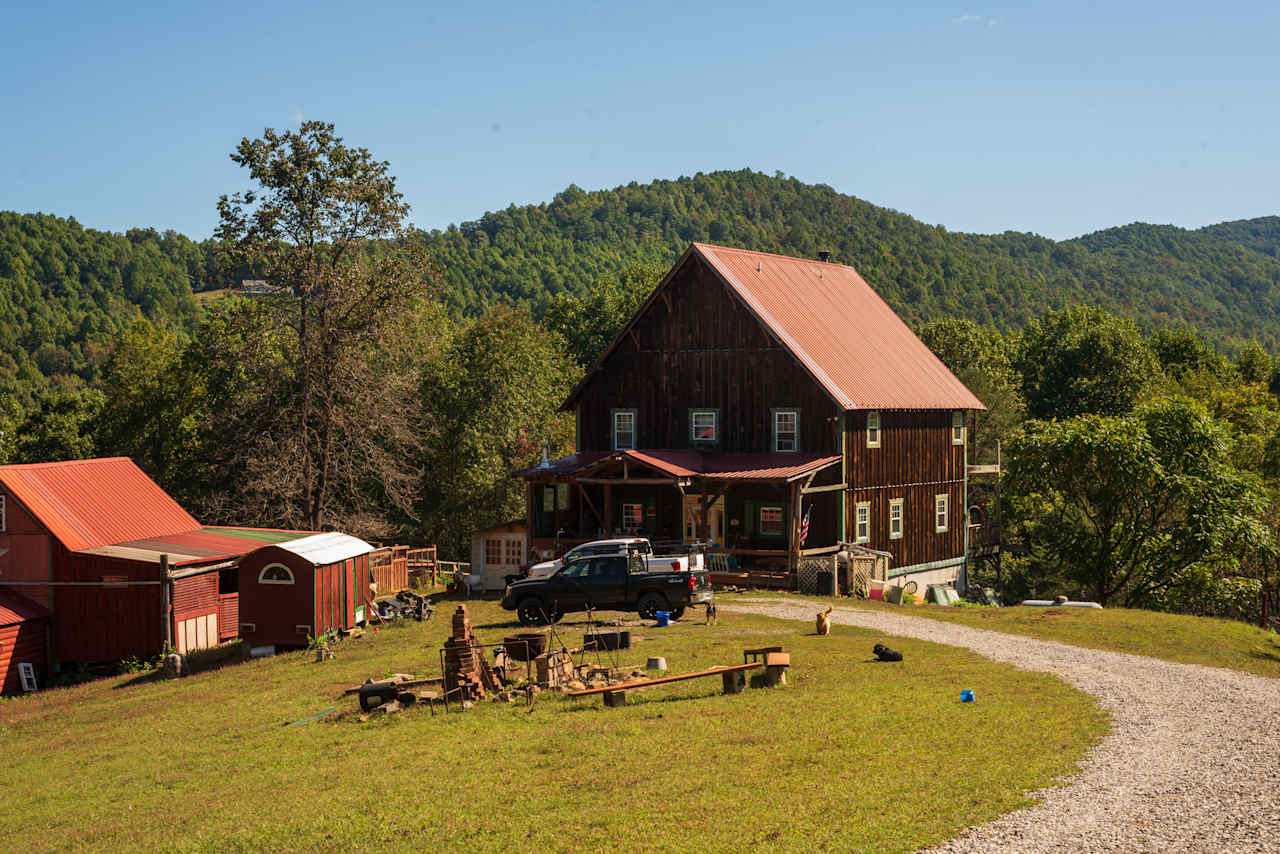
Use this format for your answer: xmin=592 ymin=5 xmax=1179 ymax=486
xmin=75 ymin=529 xmax=284 ymax=566
xmin=0 ymin=587 xmax=50 ymax=627
xmin=693 ymin=244 xmax=986 ymax=411
xmin=519 ymin=450 xmax=840 ymax=482
xmin=270 ymin=532 xmax=373 ymax=566
xmin=0 ymin=458 xmax=201 ymax=551
xmin=513 ymin=452 xmax=610 ymax=478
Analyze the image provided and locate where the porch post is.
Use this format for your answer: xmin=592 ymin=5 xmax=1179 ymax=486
xmin=603 ymin=483 xmax=613 ymax=535
xmin=788 ymin=481 xmax=801 ymax=574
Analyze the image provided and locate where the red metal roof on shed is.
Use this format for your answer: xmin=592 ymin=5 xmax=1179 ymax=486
xmin=0 ymin=587 xmax=50 ymax=627
xmin=693 ymin=244 xmax=986 ymax=411
xmin=0 ymin=458 xmax=201 ymax=551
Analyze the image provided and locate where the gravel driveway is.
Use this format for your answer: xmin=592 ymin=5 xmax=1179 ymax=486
xmin=721 ymin=598 xmax=1280 ymax=853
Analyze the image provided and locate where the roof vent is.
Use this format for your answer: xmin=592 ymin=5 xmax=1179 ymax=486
xmin=817 ymin=250 xmax=832 ymax=263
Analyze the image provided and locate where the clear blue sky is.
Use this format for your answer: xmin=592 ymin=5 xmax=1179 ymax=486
xmin=2 ymin=1 xmax=1276 ymax=241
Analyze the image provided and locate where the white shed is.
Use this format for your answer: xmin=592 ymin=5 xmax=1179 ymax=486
xmin=469 ymin=522 xmax=529 ymax=592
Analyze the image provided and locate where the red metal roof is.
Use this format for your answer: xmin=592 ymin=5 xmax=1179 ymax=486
xmin=693 ymin=244 xmax=986 ymax=411
xmin=0 ymin=458 xmax=201 ymax=551
xmin=75 ymin=529 xmax=287 ymax=566
xmin=521 ymin=450 xmax=840 ymax=482
xmin=0 ymin=587 xmax=50 ymax=627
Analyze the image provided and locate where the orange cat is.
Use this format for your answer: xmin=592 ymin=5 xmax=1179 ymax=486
xmin=816 ymin=605 xmax=833 ymax=636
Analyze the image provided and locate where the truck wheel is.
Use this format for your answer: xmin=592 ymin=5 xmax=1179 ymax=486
xmin=517 ymin=598 xmax=551 ymax=626
xmin=637 ymin=593 xmax=668 ymax=621
xmin=669 ymin=607 xmax=686 ymax=621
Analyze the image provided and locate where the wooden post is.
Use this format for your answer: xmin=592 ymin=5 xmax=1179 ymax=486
xmin=603 ymin=483 xmax=613 ymax=534
xmin=788 ymin=482 xmax=801 ymax=576
xmin=160 ymin=553 xmax=172 ymax=652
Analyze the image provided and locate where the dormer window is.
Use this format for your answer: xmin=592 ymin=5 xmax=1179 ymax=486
xmin=866 ymin=411 xmax=881 ymax=448
xmin=258 ymin=563 xmax=295 ymax=585
xmin=690 ymin=410 xmax=718 ymax=443
xmin=612 ymin=409 xmax=636 ymax=450
xmin=773 ymin=409 xmax=798 ymax=452
xmin=952 ymin=411 xmax=965 ymax=445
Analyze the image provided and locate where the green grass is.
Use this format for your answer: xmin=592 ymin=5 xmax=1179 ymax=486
xmin=760 ymin=592 xmax=1280 ymax=679
xmin=0 ymin=599 xmax=1105 ymax=853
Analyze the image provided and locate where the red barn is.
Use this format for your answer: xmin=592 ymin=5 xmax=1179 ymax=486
xmin=0 ymin=458 xmax=285 ymax=665
xmin=0 ymin=588 xmax=50 ymax=696
xmin=237 ymin=532 xmax=374 ymax=650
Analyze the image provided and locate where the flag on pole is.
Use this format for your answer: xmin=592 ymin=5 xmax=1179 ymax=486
xmin=799 ymin=505 xmax=811 ymax=548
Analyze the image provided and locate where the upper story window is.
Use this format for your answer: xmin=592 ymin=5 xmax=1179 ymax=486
xmin=935 ymin=494 xmax=949 ymax=533
xmin=0 ymin=494 xmax=6 ymax=532
xmin=855 ymin=502 xmax=870 ymax=543
xmin=889 ymin=498 xmax=903 ymax=540
xmin=952 ymin=411 xmax=965 ymax=445
xmin=774 ymin=409 xmax=798 ymax=452
xmin=612 ymin=409 xmax=636 ymax=450
xmin=866 ymin=411 xmax=881 ymax=448
xmin=259 ymin=563 xmax=295 ymax=585
xmin=691 ymin=409 xmax=718 ymax=443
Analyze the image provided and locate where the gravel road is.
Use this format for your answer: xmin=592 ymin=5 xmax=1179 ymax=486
xmin=720 ymin=598 xmax=1280 ymax=853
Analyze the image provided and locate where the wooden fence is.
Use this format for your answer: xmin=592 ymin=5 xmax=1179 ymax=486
xmin=369 ymin=545 xmax=409 ymax=594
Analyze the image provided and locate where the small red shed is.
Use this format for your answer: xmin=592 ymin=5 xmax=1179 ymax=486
xmin=0 ymin=587 xmax=50 ymax=696
xmin=237 ymin=532 xmax=374 ymax=649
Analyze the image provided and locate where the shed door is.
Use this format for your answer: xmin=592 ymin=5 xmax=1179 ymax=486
xmin=344 ymin=559 xmax=356 ymax=629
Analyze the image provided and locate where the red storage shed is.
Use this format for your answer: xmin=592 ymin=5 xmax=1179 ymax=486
xmin=237 ymin=533 xmax=374 ymax=649
xmin=0 ymin=587 xmax=50 ymax=696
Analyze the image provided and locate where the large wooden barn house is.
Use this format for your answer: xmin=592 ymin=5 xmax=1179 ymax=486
xmin=518 ymin=243 xmax=985 ymax=589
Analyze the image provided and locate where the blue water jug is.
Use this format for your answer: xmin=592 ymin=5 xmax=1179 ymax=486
xmin=960 ymin=689 xmax=975 ymax=702
xmin=655 ymin=610 xmax=670 ymax=627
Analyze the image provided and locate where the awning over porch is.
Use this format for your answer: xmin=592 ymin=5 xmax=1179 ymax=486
xmin=516 ymin=449 xmax=841 ymax=483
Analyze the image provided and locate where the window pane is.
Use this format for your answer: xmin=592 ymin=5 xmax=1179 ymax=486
xmin=622 ymin=503 xmax=644 ymax=530
xmin=692 ymin=411 xmax=717 ymax=440
xmin=614 ymin=411 xmax=635 ymax=449
xmin=504 ymin=539 xmax=523 ymax=565
xmin=485 ymin=539 xmax=502 ymax=564
xmin=775 ymin=411 xmax=797 ymax=451
xmin=760 ymin=506 xmax=784 ymax=536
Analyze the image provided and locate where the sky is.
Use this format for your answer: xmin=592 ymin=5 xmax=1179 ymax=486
xmin=2 ymin=0 xmax=1277 ymax=241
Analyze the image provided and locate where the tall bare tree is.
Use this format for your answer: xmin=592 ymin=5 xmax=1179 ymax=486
xmin=216 ymin=122 xmax=434 ymax=533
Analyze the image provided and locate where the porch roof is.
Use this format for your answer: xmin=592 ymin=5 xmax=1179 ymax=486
xmin=518 ymin=449 xmax=840 ymax=483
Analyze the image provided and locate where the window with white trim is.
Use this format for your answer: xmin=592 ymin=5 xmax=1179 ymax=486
xmin=759 ymin=506 xmax=785 ymax=537
xmin=621 ymin=503 xmax=644 ymax=531
xmin=866 ymin=412 xmax=881 ymax=448
xmin=889 ymin=498 xmax=903 ymax=540
xmin=855 ymin=502 xmax=870 ymax=543
xmin=18 ymin=662 xmax=38 ymax=693
xmin=613 ymin=410 xmax=636 ymax=450
xmin=774 ymin=409 xmax=798 ymax=452
xmin=952 ymin=411 xmax=965 ymax=445
xmin=258 ymin=563 xmax=295 ymax=585
xmin=691 ymin=410 xmax=717 ymax=442
xmin=935 ymin=494 xmax=949 ymax=533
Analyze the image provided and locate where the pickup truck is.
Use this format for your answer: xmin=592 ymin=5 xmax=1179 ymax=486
xmin=526 ymin=537 xmax=694 ymax=580
xmin=502 ymin=546 xmax=713 ymax=626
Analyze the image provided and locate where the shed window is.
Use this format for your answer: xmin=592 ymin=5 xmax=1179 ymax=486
xmin=613 ymin=409 xmax=636 ymax=450
xmin=866 ymin=412 xmax=881 ymax=448
xmin=935 ymin=494 xmax=949 ymax=533
xmin=691 ymin=410 xmax=718 ymax=442
xmin=889 ymin=499 xmax=903 ymax=540
xmin=774 ymin=410 xmax=798 ymax=452
xmin=621 ymin=502 xmax=644 ymax=531
xmin=855 ymin=502 xmax=870 ymax=543
xmin=258 ymin=563 xmax=295 ymax=585
xmin=504 ymin=538 xmax=524 ymax=565
xmin=18 ymin=662 xmax=38 ymax=693
xmin=952 ymin=411 xmax=965 ymax=445
xmin=485 ymin=538 xmax=502 ymax=565
xmin=759 ymin=506 xmax=784 ymax=537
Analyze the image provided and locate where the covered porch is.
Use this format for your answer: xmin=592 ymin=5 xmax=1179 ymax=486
xmin=517 ymin=450 xmax=844 ymax=581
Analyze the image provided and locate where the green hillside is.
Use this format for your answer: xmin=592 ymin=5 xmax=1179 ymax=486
xmin=1199 ymin=215 xmax=1280 ymax=259
xmin=0 ymin=212 xmax=213 ymax=410
xmin=421 ymin=170 xmax=1280 ymax=347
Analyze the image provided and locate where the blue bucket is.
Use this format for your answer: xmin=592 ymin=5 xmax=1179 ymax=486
xmin=655 ymin=610 xmax=670 ymax=627
xmin=960 ymin=689 xmax=975 ymax=703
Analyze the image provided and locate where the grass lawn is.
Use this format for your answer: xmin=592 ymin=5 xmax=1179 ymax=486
xmin=757 ymin=592 xmax=1280 ymax=679
xmin=0 ymin=599 xmax=1105 ymax=853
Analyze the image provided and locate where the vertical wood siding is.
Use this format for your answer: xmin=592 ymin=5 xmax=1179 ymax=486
xmin=576 ymin=260 xmax=840 ymax=453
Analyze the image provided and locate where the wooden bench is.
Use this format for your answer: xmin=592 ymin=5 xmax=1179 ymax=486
xmin=566 ymin=662 xmax=762 ymax=707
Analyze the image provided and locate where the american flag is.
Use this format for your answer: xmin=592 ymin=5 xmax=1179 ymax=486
xmin=799 ymin=505 xmax=811 ymax=548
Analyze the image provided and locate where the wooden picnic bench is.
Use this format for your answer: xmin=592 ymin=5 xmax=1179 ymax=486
xmin=567 ymin=662 xmax=762 ymax=707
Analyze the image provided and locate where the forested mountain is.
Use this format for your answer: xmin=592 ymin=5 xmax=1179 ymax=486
xmin=421 ymin=170 xmax=1280 ymax=348
xmin=0 ymin=212 xmax=213 ymax=411
xmin=1198 ymin=216 xmax=1280 ymax=259
xmin=3 ymin=171 xmax=1279 ymax=415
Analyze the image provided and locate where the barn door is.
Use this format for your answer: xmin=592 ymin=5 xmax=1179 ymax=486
xmin=344 ymin=559 xmax=356 ymax=629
